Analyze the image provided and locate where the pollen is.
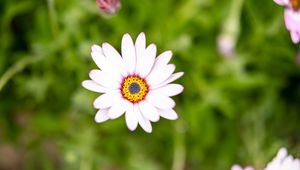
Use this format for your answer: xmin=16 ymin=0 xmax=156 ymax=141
xmin=290 ymin=0 xmax=300 ymax=11
xmin=121 ymin=75 xmax=149 ymax=103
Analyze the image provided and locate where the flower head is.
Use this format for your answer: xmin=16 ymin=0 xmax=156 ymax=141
xmin=82 ymin=33 xmax=184 ymax=133
xmin=217 ymin=34 xmax=236 ymax=58
xmin=274 ymin=0 xmax=300 ymax=43
xmin=96 ymin=0 xmax=120 ymax=15
xmin=264 ymin=147 xmax=300 ymax=170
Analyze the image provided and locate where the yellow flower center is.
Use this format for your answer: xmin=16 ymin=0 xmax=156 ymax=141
xmin=290 ymin=0 xmax=300 ymax=11
xmin=120 ymin=75 xmax=148 ymax=103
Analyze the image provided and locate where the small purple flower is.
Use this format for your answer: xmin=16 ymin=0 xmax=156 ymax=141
xmin=274 ymin=0 xmax=300 ymax=43
xmin=217 ymin=34 xmax=236 ymax=59
xmin=96 ymin=0 xmax=120 ymax=15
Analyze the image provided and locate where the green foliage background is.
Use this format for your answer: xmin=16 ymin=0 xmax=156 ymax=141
xmin=0 ymin=0 xmax=300 ymax=169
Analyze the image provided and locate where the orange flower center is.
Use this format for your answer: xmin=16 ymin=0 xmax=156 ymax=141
xmin=120 ymin=76 xmax=149 ymax=103
xmin=290 ymin=0 xmax=300 ymax=11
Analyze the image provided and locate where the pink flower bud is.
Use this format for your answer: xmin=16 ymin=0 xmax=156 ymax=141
xmin=217 ymin=34 xmax=236 ymax=59
xmin=96 ymin=0 xmax=120 ymax=15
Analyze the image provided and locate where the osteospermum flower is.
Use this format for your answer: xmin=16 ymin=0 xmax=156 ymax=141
xmin=264 ymin=147 xmax=300 ymax=170
xmin=274 ymin=0 xmax=300 ymax=43
xmin=82 ymin=33 xmax=184 ymax=133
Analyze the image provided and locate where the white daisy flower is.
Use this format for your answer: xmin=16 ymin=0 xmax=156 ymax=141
xmin=82 ymin=32 xmax=184 ymax=133
xmin=264 ymin=147 xmax=300 ymax=170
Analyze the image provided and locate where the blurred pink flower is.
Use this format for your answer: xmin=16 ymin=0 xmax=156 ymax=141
xmin=96 ymin=0 xmax=120 ymax=15
xmin=274 ymin=0 xmax=300 ymax=43
xmin=217 ymin=34 xmax=236 ymax=59
xmin=231 ymin=164 xmax=254 ymax=170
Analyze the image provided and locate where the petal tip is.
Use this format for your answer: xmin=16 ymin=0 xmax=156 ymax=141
xmin=94 ymin=117 xmax=101 ymax=123
xmin=170 ymin=115 xmax=178 ymax=120
xmin=88 ymin=69 xmax=97 ymax=77
xmin=179 ymin=85 xmax=184 ymax=93
xmin=144 ymin=128 xmax=152 ymax=133
xmin=91 ymin=44 xmax=100 ymax=52
xmin=93 ymin=102 xmax=98 ymax=109
xmin=148 ymin=43 xmax=157 ymax=49
xmin=138 ymin=32 xmax=145 ymax=38
xmin=167 ymin=50 xmax=173 ymax=55
xmin=81 ymin=80 xmax=91 ymax=90
xmin=95 ymin=111 xmax=109 ymax=123
xmin=123 ymin=33 xmax=131 ymax=38
xmin=127 ymin=127 xmax=137 ymax=131
xmin=178 ymin=72 xmax=184 ymax=77
xmin=102 ymin=42 xmax=109 ymax=47
xmin=81 ymin=80 xmax=87 ymax=87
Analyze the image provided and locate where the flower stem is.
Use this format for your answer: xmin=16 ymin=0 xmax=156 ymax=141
xmin=47 ymin=0 xmax=59 ymax=37
xmin=172 ymin=120 xmax=186 ymax=170
xmin=217 ymin=0 xmax=244 ymax=58
xmin=0 ymin=57 xmax=41 ymax=92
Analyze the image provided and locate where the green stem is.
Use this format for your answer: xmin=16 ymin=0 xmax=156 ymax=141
xmin=0 ymin=57 xmax=41 ymax=92
xmin=222 ymin=0 xmax=244 ymax=38
xmin=47 ymin=0 xmax=59 ymax=36
xmin=172 ymin=120 xmax=186 ymax=170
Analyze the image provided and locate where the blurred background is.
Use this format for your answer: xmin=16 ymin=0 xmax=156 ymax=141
xmin=0 ymin=0 xmax=300 ymax=169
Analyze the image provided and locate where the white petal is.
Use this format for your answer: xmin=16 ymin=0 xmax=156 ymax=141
xmin=152 ymin=84 xmax=184 ymax=96
xmin=91 ymin=44 xmax=103 ymax=53
xmin=265 ymin=148 xmax=288 ymax=170
xmin=153 ymin=51 xmax=172 ymax=68
xmin=125 ymin=103 xmax=138 ymax=131
xmin=91 ymin=51 xmax=106 ymax=71
xmin=135 ymin=32 xmax=146 ymax=58
xmin=107 ymin=98 xmax=130 ymax=119
xmin=102 ymin=43 xmax=127 ymax=76
xmin=91 ymin=51 xmax=122 ymax=81
xmin=138 ymin=100 xmax=160 ymax=122
xmin=93 ymin=92 xmax=121 ymax=109
xmin=95 ymin=109 xmax=110 ymax=123
xmin=135 ymin=32 xmax=146 ymax=45
xmin=89 ymin=69 xmax=120 ymax=89
xmin=231 ymin=165 xmax=243 ymax=170
xmin=291 ymin=31 xmax=300 ymax=44
xmin=146 ymin=64 xmax=175 ymax=86
xmin=152 ymin=72 xmax=184 ymax=89
xmin=244 ymin=167 xmax=254 ymax=170
xmin=273 ymin=0 xmax=289 ymax=6
xmin=134 ymin=104 xmax=152 ymax=133
xmin=281 ymin=156 xmax=293 ymax=169
xmin=136 ymin=44 xmax=157 ymax=78
xmin=122 ymin=33 xmax=136 ymax=74
xmin=293 ymin=160 xmax=300 ymax=170
xmin=81 ymin=80 xmax=110 ymax=93
xmin=146 ymin=91 xmax=175 ymax=109
xmin=91 ymin=44 xmax=121 ymax=76
xmin=158 ymin=109 xmax=178 ymax=120
xmin=135 ymin=33 xmax=146 ymax=75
